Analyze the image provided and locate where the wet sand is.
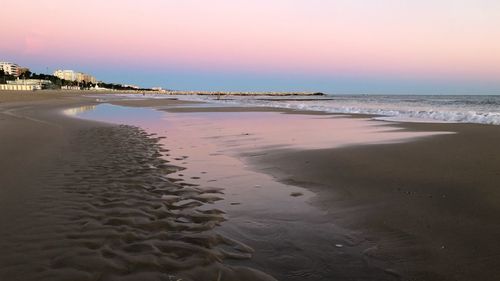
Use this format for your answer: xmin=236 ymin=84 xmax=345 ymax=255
xmin=77 ymin=103 xmax=446 ymax=280
xmin=108 ymin=98 xmax=200 ymax=108
xmin=148 ymin=102 xmax=500 ymax=281
xmin=246 ymin=121 xmax=500 ymax=281
xmin=2 ymin=92 xmax=500 ymax=281
xmin=0 ymin=92 xmax=276 ymax=281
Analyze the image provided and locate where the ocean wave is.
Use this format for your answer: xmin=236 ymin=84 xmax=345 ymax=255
xmin=172 ymin=95 xmax=500 ymax=125
xmin=100 ymin=94 xmax=500 ymax=125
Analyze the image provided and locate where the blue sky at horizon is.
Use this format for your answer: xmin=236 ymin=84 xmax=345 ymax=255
xmin=2 ymin=0 xmax=500 ymax=94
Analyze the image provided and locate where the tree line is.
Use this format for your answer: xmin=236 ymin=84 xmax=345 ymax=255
xmin=0 ymin=70 xmax=16 ymax=84
xmin=1 ymin=70 xmax=152 ymax=91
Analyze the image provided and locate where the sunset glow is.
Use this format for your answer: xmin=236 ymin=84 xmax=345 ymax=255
xmin=2 ymin=0 xmax=499 ymax=93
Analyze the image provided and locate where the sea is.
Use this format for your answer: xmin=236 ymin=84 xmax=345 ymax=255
xmin=106 ymin=94 xmax=500 ymax=125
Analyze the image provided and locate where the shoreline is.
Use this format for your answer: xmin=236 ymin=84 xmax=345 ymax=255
xmin=0 ymin=89 xmax=325 ymax=96
xmin=243 ymin=120 xmax=500 ymax=281
xmin=2 ymin=92 xmax=500 ymax=280
xmin=142 ymin=100 xmax=500 ymax=280
xmin=0 ymin=92 xmax=277 ymax=281
xmin=73 ymin=101 xmax=412 ymax=280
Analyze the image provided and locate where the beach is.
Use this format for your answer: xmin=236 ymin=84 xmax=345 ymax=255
xmin=247 ymin=121 xmax=500 ymax=281
xmin=0 ymin=92 xmax=276 ymax=281
xmin=1 ymin=91 xmax=500 ymax=281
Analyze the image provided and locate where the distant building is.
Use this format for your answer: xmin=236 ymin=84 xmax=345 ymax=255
xmin=93 ymin=84 xmax=109 ymax=91
xmin=75 ymin=72 xmax=84 ymax=83
xmin=0 ymin=78 xmax=52 ymax=91
xmin=53 ymin=69 xmax=96 ymax=83
xmin=53 ymin=70 xmax=76 ymax=81
xmin=61 ymin=85 xmax=81 ymax=90
xmin=82 ymin=73 xmax=96 ymax=84
xmin=0 ymin=62 xmax=20 ymax=77
xmin=0 ymin=84 xmax=38 ymax=91
xmin=152 ymin=87 xmax=163 ymax=91
xmin=122 ymin=84 xmax=139 ymax=89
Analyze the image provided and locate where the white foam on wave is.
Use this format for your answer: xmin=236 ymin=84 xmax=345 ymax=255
xmin=171 ymin=95 xmax=500 ymax=125
xmin=83 ymin=93 xmax=500 ymax=125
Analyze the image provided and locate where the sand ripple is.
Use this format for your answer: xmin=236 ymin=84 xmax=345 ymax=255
xmin=0 ymin=125 xmax=276 ymax=281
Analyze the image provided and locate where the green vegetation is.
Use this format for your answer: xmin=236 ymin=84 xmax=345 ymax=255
xmin=2 ymin=71 xmax=92 ymax=89
xmin=1 ymin=69 xmax=152 ymax=91
xmin=0 ymin=70 xmax=16 ymax=84
xmin=96 ymin=82 xmax=152 ymax=91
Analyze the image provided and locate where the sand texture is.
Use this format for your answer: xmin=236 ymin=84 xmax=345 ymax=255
xmin=247 ymin=121 xmax=500 ymax=281
xmin=2 ymin=91 xmax=500 ymax=281
xmin=0 ymin=93 xmax=275 ymax=281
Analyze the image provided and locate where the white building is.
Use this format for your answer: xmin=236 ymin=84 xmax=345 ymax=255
xmin=0 ymin=62 xmax=19 ymax=76
xmin=122 ymin=84 xmax=139 ymax=89
xmin=53 ymin=70 xmax=77 ymax=81
xmin=53 ymin=69 xmax=96 ymax=83
xmin=0 ymin=84 xmax=39 ymax=91
xmin=0 ymin=78 xmax=52 ymax=91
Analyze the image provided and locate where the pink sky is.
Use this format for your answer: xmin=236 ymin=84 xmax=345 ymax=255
xmin=1 ymin=0 xmax=499 ymax=90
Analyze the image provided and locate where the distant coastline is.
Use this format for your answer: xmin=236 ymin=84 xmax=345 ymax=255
xmin=157 ymin=90 xmax=325 ymax=96
xmin=1 ymin=61 xmax=325 ymax=96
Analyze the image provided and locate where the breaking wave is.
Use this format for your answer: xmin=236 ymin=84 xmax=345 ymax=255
xmin=172 ymin=94 xmax=500 ymax=125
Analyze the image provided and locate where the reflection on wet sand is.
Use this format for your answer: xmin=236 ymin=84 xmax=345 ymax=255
xmin=70 ymin=103 xmax=451 ymax=280
xmin=0 ymin=122 xmax=276 ymax=280
xmin=63 ymin=105 xmax=97 ymax=116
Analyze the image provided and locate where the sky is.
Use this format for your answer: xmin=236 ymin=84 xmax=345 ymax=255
xmin=1 ymin=0 xmax=499 ymax=94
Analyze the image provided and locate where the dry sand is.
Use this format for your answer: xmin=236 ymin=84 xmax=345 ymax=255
xmin=0 ymin=91 xmax=276 ymax=281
